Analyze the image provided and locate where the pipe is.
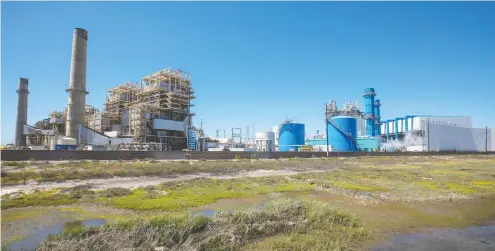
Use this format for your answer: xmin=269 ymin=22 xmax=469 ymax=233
xmin=386 ymin=120 xmax=390 ymax=141
xmin=404 ymin=116 xmax=411 ymax=131
xmin=66 ymin=28 xmax=88 ymax=143
xmin=395 ymin=118 xmax=400 ymax=140
xmin=15 ymin=78 xmax=29 ymax=147
xmin=374 ymin=99 xmax=381 ymax=135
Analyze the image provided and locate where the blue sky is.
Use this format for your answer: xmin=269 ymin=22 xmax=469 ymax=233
xmin=2 ymin=2 xmax=495 ymax=144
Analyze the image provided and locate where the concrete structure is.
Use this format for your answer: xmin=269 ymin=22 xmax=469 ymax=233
xmin=66 ymin=28 xmax=88 ymax=142
xmin=15 ymin=78 xmax=29 ymax=147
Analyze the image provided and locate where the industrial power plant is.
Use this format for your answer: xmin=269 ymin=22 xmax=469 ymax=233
xmin=10 ymin=28 xmax=495 ymax=153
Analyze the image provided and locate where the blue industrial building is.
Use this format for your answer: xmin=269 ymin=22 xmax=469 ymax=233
xmin=282 ymin=88 xmax=384 ymax=152
xmin=374 ymin=99 xmax=381 ymax=135
xmin=306 ymin=137 xmax=381 ymax=152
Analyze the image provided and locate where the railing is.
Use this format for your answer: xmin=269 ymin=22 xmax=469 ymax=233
xmin=327 ymin=119 xmax=358 ymax=151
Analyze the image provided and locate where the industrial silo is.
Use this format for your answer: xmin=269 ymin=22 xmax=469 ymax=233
xmin=255 ymin=132 xmax=275 ymax=152
xmin=279 ymin=123 xmax=305 ymax=152
xmin=327 ymin=116 xmax=357 ymax=152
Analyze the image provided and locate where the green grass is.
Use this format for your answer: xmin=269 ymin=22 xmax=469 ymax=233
xmin=2 ymin=161 xmax=29 ymax=167
xmin=1 ymin=190 xmax=77 ymax=209
xmin=37 ymin=199 xmax=369 ymax=251
xmin=0 ymin=208 xmax=50 ymax=223
xmin=3 ymin=156 xmax=495 ymax=210
xmin=107 ymin=177 xmax=314 ymax=211
xmin=1 ymin=158 xmax=334 ymax=186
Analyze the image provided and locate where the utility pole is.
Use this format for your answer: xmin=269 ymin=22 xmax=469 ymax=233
xmin=252 ymin=124 xmax=255 ymax=143
xmin=246 ymin=125 xmax=250 ymax=144
xmin=325 ymin=103 xmax=329 ymax=157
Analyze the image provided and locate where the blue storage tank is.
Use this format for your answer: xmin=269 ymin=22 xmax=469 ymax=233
xmin=327 ymin=116 xmax=357 ymax=152
xmin=279 ymin=123 xmax=305 ymax=152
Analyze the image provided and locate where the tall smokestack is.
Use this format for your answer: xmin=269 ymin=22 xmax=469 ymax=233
xmin=65 ymin=28 xmax=88 ymax=143
xmin=15 ymin=78 xmax=29 ymax=147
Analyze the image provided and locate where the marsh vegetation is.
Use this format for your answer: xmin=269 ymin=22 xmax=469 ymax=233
xmin=1 ymin=155 xmax=494 ymax=250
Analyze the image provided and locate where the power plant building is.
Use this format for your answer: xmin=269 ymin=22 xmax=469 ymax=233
xmin=83 ymin=67 xmax=195 ymax=151
xmin=10 ymin=28 xmax=494 ymax=153
xmin=379 ymin=115 xmax=494 ymax=152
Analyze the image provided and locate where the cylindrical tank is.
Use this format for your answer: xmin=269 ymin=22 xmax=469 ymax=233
xmin=255 ymin=132 xmax=275 ymax=152
xmin=278 ymin=123 xmax=305 ymax=152
xmin=272 ymin=126 xmax=280 ymax=146
xmin=327 ymin=116 xmax=357 ymax=152
xmin=66 ymin=28 xmax=88 ymax=142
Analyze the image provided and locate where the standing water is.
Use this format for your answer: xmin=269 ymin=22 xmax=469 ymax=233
xmin=372 ymin=225 xmax=495 ymax=251
xmin=2 ymin=219 xmax=106 ymax=251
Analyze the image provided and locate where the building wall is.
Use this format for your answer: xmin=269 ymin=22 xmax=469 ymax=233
xmin=356 ymin=117 xmax=366 ymax=137
xmin=491 ymin=129 xmax=495 ymax=151
xmin=79 ymin=126 xmax=111 ymax=146
xmin=306 ymin=139 xmax=333 ymax=152
xmin=427 ymin=124 xmax=493 ymax=151
xmin=381 ymin=116 xmax=473 ymax=137
xmin=357 ymin=137 xmax=381 ymax=152
xmin=413 ymin=116 xmax=471 ymax=131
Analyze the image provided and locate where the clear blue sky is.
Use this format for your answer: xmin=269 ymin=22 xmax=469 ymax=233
xmin=2 ymin=2 xmax=495 ymax=144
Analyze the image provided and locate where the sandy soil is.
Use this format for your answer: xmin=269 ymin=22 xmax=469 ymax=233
xmin=1 ymin=169 xmax=326 ymax=196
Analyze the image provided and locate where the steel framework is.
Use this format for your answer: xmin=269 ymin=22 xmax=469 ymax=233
xmin=100 ymin=68 xmax=195 ymax=148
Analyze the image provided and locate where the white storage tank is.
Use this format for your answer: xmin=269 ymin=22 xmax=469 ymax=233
xmin=255 ymin=132 xmax=275 ymax=152
xmin=272 ymin=126 xmax=280 ymax=146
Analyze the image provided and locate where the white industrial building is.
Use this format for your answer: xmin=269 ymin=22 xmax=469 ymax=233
xmin=380 ymin=116 xmax=494 ymax=152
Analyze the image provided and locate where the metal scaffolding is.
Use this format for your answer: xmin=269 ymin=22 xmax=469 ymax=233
xmin=99 ymin=68 xmax=195 ymax=149
xmin=104 ymin=82 xmax=139 ymax=124
xmin=139 ymin=67 xmax=195 ymax=122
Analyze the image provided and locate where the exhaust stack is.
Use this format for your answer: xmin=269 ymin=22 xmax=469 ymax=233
xmin=15 ymin=78 xmax=29 ymax=147
xmin=65 ymin=28 xmax=88 ymax=143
